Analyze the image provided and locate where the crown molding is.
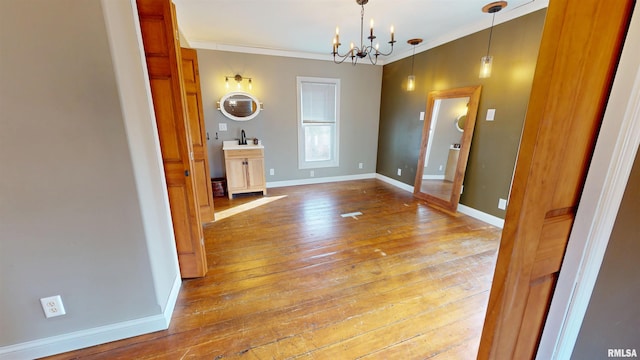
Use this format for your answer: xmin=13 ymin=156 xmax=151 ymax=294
xmin=187 ymin=0 xmax=548 ymax=65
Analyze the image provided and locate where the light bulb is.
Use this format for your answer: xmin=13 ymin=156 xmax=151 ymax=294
xmin=479 ymin=55 xmax=493 ymax=78
xmin=407 ymin=75 xmax=416 ymax=92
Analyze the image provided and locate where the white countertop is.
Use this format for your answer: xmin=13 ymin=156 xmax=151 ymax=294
xmin=223 ymin=140 xmax=264 ymax=150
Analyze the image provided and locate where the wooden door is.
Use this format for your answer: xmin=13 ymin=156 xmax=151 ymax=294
xmin=247 ymin=157 xmax=265 ymax=189
xmin=478 ymin=0 xmax=634 ymax=358
xmin=137 ymin=0 xmax=207 ymax=278
xmin=181 ymin=47 xmax=215 ymax=223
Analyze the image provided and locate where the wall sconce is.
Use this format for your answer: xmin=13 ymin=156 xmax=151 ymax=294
xmin=225 ymin=74 xmax=253 ymax=91
xmin=479 ymin=1 xmax=507 ymax=79
xmin=406 ymin=38 xmax=422 ymax=92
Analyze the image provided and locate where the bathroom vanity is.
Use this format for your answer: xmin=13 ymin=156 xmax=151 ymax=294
xmin=223 ymin=141 xmax=266 ymax=199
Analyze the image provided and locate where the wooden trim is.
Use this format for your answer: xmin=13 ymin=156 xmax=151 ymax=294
xmin=537 ymin=4 xmax=640 ymax=357
xmin=478 ymin=0 xmax=634 ymax=358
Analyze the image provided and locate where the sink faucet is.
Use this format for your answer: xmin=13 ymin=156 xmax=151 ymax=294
xmin=240 ymin=129 xmax=247 ymax=145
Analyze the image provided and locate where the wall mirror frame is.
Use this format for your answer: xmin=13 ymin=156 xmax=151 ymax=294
xmin=413 ymin=85 xmax=482 ymax=212
xmin=218 ymin=91 xmax=262 ymax=121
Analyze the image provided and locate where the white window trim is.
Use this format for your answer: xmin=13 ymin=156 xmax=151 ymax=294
xmin=296 ymin=76 xmax=340 ymax=170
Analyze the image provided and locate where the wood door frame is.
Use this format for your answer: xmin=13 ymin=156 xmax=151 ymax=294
xmin=478 ymin=0 xmax=635 ymax=358
xmin=537 ymin=4 xmax=640 ymax=357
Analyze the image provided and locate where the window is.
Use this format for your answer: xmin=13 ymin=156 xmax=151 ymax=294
xmin=297 ymin=77 xmax=340 ymax=169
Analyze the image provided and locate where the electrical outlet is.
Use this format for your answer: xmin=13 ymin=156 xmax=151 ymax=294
xmin=397 ymin=168 xmax=402 ymax=176
xmin=310 ymin=170 xmax=315 ymax=177
xmin=358 ymin=162 xmax=363 ymax=169
xmin=218 ymin=123 xmax=227 ymax=131
xmin=40 ymin=295 xmax=66 ymax=318
xmin=419 ymin=111 xmax=425 ymax=121
xmin=498 ymin=198 xmax=508 ymax=210
xmin=269 ymin=168 xmax=274 ymax=176
xmin=439 ymin=165 xmax=443 ymax=171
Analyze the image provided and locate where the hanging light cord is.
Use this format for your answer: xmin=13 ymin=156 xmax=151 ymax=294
xmin=485 ymin=12 xmax=497 ymax=57
xmin=359 ymin=3 xmax=365 ymax=52
xmin=411 ymin=44 xmax=416 ymax=74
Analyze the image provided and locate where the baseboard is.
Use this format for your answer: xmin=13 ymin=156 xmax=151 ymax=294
xmin=375 ymin=173 xmax=415 ymax=193
xmin=267 ymin=173 xmax=376 ymax=188
xmin=374 ymin=173 xmax=505 ymax=228
xmin=0 ymin=275 xmax=181 ymax=360
xmin=423 ymin=175 xmax=446 ymax=180
xmin=162 ymin=273 xmax=181 ymax=326
xmin=457 ymin=204 xmax=505 ymax=228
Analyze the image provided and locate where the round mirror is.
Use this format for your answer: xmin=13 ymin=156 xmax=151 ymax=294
xmin=455 ymin=114 xmax=466 ymax=132
xmin=219 ymin=92 xmax=261 ymax=121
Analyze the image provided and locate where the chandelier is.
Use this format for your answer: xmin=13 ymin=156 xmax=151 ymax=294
xmin=332 ymin=0 xmax=396 ymax=65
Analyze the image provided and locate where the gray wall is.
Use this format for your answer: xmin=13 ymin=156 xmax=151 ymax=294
xmin=195 ymin=50 xmax=382 ymax=182
xmin=377 ymin=10 xmax=546 ymax=217
xmin=0 ymin=0 xmax=173 ymax=348
xmin=571 ymin=150 xmax=640 ymax=359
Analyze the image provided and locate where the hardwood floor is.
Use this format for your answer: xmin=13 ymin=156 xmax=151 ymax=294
xmin=45 ymin=179 xmax=501 ymax=359
xmin=420 ymin=179 xmax=455 ymax=201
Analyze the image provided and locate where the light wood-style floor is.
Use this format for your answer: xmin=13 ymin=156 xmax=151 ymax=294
xmin=420 ymin=179 xmax=454 ymax=201
xmin=45 ymin=179 xmax=501 ymax=359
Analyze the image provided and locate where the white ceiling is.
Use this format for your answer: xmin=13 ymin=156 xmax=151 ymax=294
xmin=173 ymin=0 xmax=548 ymax=64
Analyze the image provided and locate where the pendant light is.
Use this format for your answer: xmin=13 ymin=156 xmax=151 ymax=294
xmin=406 ymin=38 xmax=422 ymax=92
xmin=479 ymin=1 xmax=507 ymax=78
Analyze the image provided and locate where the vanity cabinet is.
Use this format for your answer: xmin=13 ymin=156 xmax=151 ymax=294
xmin=224 ymin=147 xmax=266 ymax=199
xmin=444 ymin=147 xmax=460 ymax=182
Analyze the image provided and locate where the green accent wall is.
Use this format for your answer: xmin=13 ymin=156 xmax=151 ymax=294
xmin=377 ymin=9 xmax=546 ymax=218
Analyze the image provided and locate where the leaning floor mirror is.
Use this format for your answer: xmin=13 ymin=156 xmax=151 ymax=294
xmin=414 ymin=85 xmax=482 ymax=212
